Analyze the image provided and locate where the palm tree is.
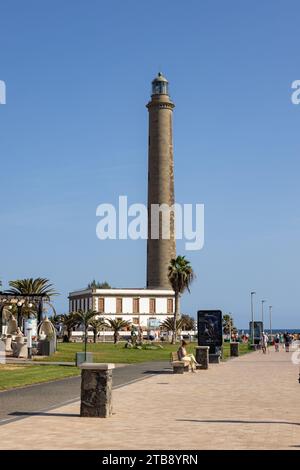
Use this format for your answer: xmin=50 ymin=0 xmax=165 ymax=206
xmin=223 ymin=313 xmax=234 ymax=339
xmin=74 ymin=310 xmax=98 ymax=360
xmin=61 ymin=312 xmax=78 ymax=342
xmin=161 ymin=317 xmax=184 ymax=343
xmin=49 ymin=313 xmax=63 ymax=337
xmin=181 ymin=314 xmax=196 ymax=331
xmin=89 ymin=317 xmax=106 ymax=343
xmin=7 ymin=278 xmax=58 ymax=323
xmin=168 ymin=256 xmax=195 ymax=344
xmin=50 ymin=313 xmax=62 ymax=325
xmin=106 ymin=318 xmax=131 ymax=344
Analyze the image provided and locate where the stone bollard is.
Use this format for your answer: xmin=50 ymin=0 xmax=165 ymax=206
xmin=195 ymin=346 xmax=210 ymax=369
xmin=79 ymin=363 xmax=114 ymax=418
xmin=230 ymin=342 xmax=239 ymax=357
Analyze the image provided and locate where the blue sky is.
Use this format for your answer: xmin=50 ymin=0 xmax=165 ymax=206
xmin=0 ymin=0 xmax=299 ymax=328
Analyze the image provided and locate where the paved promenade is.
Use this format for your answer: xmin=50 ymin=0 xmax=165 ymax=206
xmin=0 ymin=349 xmax=299 ymax=450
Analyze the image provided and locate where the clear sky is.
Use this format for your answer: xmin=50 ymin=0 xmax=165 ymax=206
xmin=0 ymin=0 xmax=299 ymax=328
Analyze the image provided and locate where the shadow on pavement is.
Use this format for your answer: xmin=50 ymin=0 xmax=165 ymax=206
xmin=177 ymin=418 xmax=300 ymax=426
xmin=142 ymin=369 xmax=173 ymax=375
xmin=9 ymin=411 xmax=79 ymax=418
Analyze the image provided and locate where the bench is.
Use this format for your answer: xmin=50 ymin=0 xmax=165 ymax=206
xmin=170 ymin=351 xmax=190 ymax=374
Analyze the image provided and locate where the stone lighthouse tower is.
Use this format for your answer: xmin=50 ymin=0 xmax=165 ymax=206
xmin=146 ymin=72 xmax=176 ymax=289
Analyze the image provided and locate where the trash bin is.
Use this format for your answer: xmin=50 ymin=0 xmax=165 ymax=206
xmin=38 ymin=339 xmax=56 ymax=356
xmin=76 ymin=352 xmax=93 ymax=366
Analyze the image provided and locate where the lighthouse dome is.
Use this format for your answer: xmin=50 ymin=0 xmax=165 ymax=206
xmin=152 ymin=72 xmax=169 ymax=95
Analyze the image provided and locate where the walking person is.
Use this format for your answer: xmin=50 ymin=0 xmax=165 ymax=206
xmin=261 ymin=331 xmax=268 ymax=354
xmin=284 ymin=332 xmax=290 ymax=352
xmin=274 ymin=334 xmax=280 ymax=352
xmin=279 ymin=332 xmax=285 ymax=350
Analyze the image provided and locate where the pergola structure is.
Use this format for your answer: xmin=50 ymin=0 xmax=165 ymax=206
xmin=0 ymin=292 xmax=46 ymax=332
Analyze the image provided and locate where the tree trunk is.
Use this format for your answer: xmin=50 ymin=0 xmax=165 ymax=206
xmin=172 ymin=292 xmax=179 ymax=344
xmin=84 ymin=328 xmax=87 ymax=361
xmin=93 ymin=330 xmax=97 ymax=343
xmin=114 ymin=332 xmax=119 ymax=344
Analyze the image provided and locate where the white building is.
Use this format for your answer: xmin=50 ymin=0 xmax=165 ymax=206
xmin=68 ymin=288 xmax=175 ymax=330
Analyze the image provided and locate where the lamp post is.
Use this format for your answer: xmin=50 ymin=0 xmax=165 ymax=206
xmin=26 ymin=324 xmax=32 ymax=359
xmin=251 ymin=291 xmax=256 ymax=345
xmin=269 ymin=306 xmax=273 ymax=340
xmin=37 ymin=298 xmax=44 ymax=324
xmin=228 ymin=312 xmax=232 ymax=342
xmin=261 ymin=299 xmax=266 ymax=332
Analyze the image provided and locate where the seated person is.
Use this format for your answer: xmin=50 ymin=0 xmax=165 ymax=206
xmin=177 ymin=340 xmax=198 ymax=372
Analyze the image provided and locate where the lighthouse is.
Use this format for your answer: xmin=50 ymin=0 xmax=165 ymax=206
xmin=69 ymin=74 xmax=177 ymax=329
xmin=146 ymin=73 xmax=176 ymax=289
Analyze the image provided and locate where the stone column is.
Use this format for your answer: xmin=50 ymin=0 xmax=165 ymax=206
xmin=230 ymin=342 xmax=239 ymax=357
xmin=79 ymin=363 xmax=114 ymax=418
xmin=195 ymin=346 xmax=209 ymax=369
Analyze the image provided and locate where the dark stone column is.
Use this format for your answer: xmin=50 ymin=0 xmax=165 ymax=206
xmin=230 ymin=342 xmax=239 ymax=357
xmin=79 ymin=363 xmax=114 ymax=418
xmin=209 ymin=353 xmax=220 ymax=363
xmin=195 ymin=346 xmax=209 ymax=369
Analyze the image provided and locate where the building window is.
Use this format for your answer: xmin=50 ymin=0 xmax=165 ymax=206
xmin=116 ymin=298 xmax=123 ymax=314
xmin=133 ymin=297 xmax=140 ymax=314
xmin=167 ymin=298 xmax=173 ymax=314
xmin=149 ymin=298 xmax=156 ymax=314
xmin=98 ymin=297 xmax=104 ymax=313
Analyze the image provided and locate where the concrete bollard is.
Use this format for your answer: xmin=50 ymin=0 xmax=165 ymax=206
xmin=79 ymin=363 xmax=114 ymax=418
xmin=230 ymin=342 xmax=239 ymax=357
xmin=195 ymin=346 xmax=210 ymax=369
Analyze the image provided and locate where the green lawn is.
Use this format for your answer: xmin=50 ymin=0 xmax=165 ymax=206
xmin=39 ymin=341 xmax=251 ymax=364
xmin=0 ymin=365 xmax=80 ymax=391
xmin=0 ymin=342 xmax=251 ymax=391
xmin=38 ymin=341 xmax=198 ymax=364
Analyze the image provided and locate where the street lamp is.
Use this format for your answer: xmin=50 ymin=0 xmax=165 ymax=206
xmin=26 ymin=324 xmax=33 ymax=359
xmin=17 ymin=300 xmax=24 ymax=329
xmin=261 ymin=300 xmax=266 ymax=331
xmin=269 ymin=306 xmax=273 ymax=339
xmin=251 ymin=291 xmax=256 ymax=345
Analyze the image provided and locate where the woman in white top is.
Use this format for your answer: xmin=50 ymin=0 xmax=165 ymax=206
xmin=177 ymin=340 xmax=198 ymax=372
